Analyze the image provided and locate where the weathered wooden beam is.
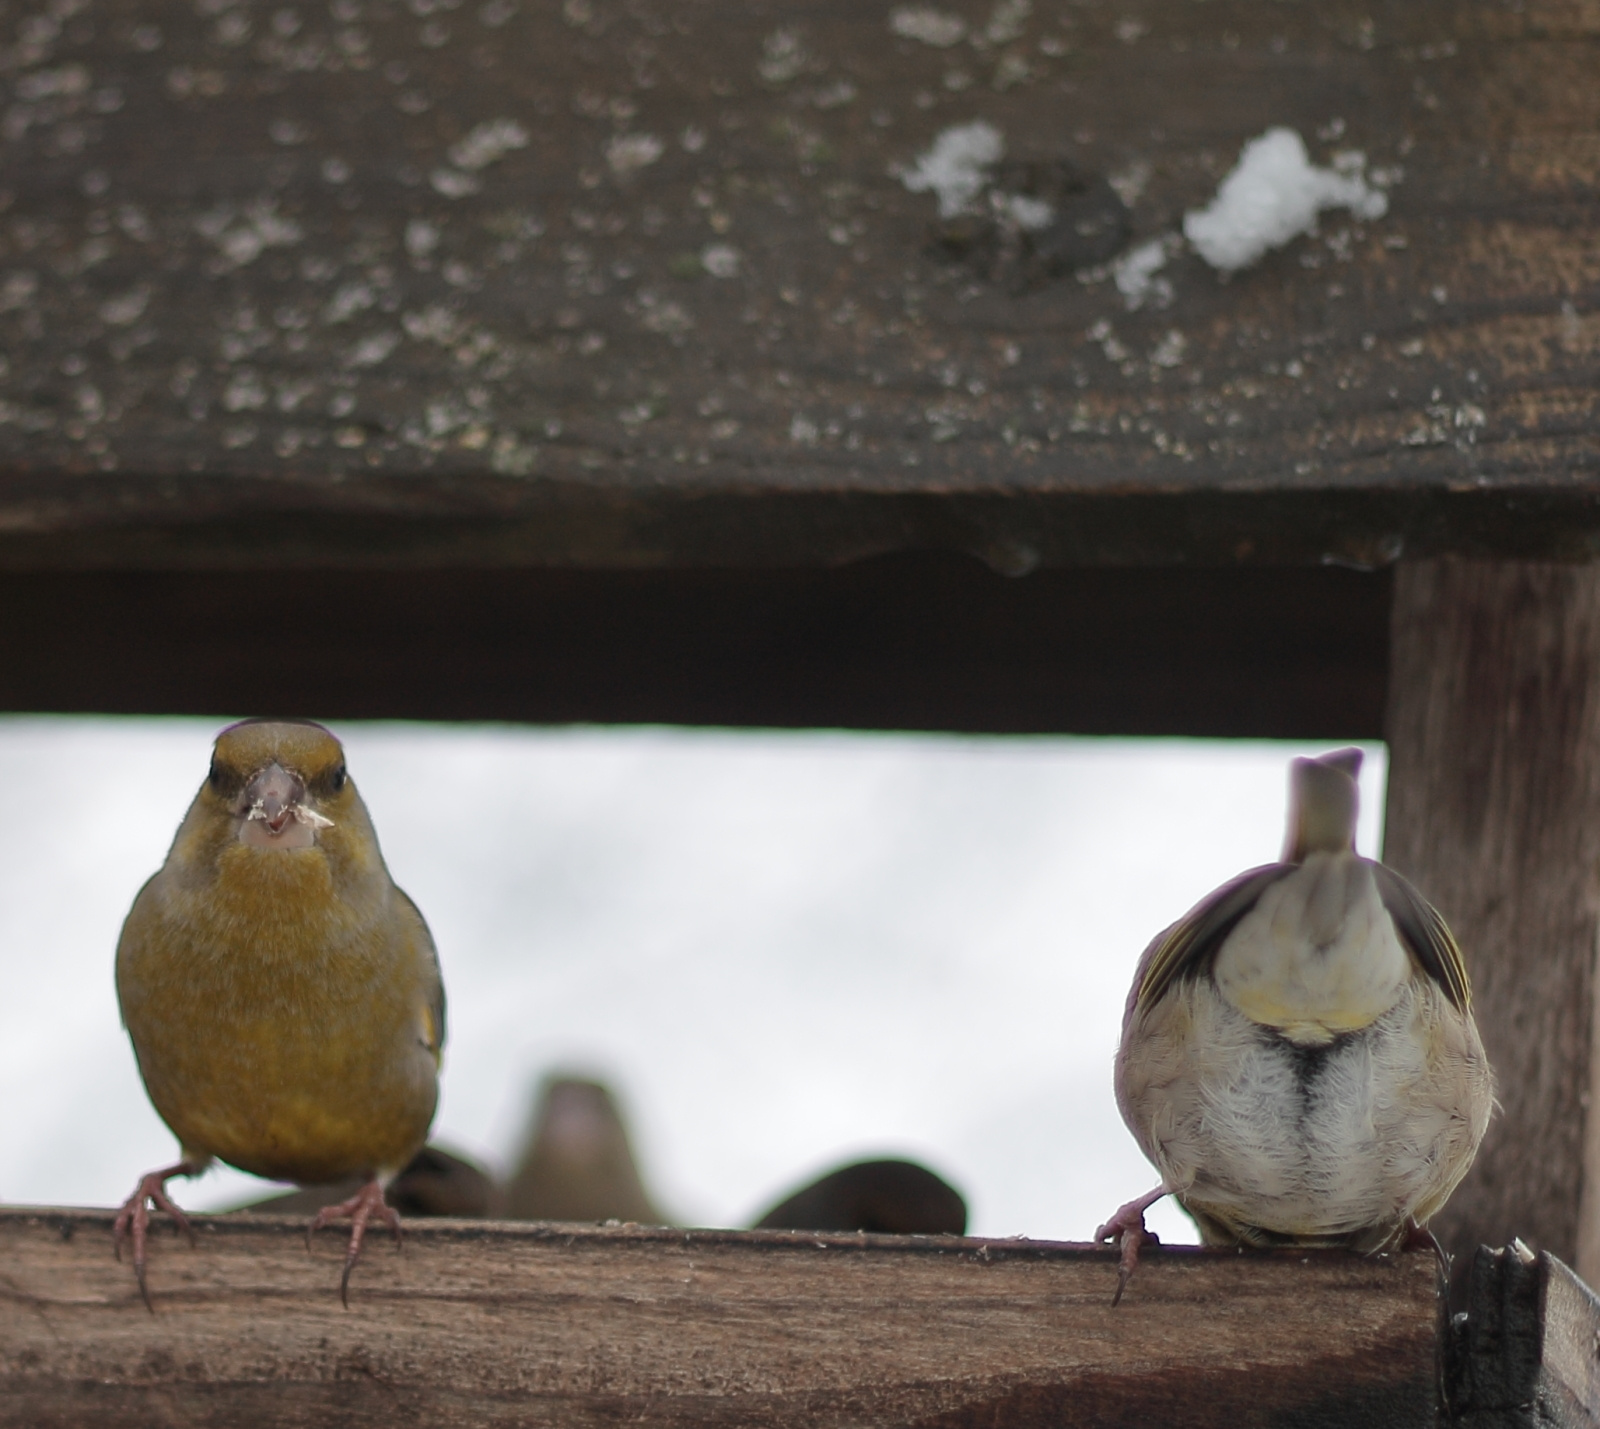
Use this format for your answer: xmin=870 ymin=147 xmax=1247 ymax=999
xmin=0 ymin=558 xmax=1389 ymax=734
xmin=0 ymin=1208 xmax=1442 ymax=1427
xmin=1451 ymin=1244 xmax=1600 ymax=1429
xmin=1384 ymin=560 xmax=1600 ymax=1280
xmin=0 ymin=0 xmax=1597 ymax=569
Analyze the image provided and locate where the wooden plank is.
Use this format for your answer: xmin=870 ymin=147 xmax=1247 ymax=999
xmin=0 ymin=558 xmax=1389 ymax=734
xmin=0 ymin=1208 xmax=1440 ymax=1427
xmin=1383 ymin=560 xmax=1600 ymax=1279
xmin=0 ymin=0 xmax=1597 ymax=568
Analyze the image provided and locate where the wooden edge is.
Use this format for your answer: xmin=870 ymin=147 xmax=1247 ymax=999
xmin=0 ymin=1201 xmax=1251 ymax=1260
xmin=0 ymin=1201 xmax=1449 ymax=1263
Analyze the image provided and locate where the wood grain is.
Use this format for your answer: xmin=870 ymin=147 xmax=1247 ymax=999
xmin=0 ymin=0 xmax=1597 ymax=569
xmin=0 ymin=1209 xmax=1440 ymax=1427
xmin=1384 ymin=560 xmax=1600 ymax=1279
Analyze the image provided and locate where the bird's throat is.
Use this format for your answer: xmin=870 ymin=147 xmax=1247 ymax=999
xmin=213 ymin=839 xmax=337 ymax=928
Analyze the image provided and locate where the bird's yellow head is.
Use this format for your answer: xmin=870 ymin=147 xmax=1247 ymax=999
xmin=203 ymin=720 xmax=355 ymax=853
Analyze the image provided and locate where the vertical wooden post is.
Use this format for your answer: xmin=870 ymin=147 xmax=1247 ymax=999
xmin=1384 ymin=560 xmax=1600 ymax=1278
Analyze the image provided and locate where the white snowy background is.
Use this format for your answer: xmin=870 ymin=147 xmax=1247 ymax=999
xmin=0 ymin=718 xmax=1385 ymax=1244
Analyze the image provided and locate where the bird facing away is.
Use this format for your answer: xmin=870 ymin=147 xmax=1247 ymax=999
xmin=1096 ymin=748 xmax=1493 ymax=1303
xmin=114 ymin=719 xmax=445 ymax=1305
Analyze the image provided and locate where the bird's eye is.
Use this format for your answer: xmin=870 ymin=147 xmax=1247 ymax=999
xmin=207 ymin=758 xmax=223 ymax=789
xmin=329 ymin=764 xmax=347 ymax=793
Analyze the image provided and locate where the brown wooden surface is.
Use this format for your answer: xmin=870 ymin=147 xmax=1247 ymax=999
xmin=0 ymin=0 xmax=1597 ymax=569
xmin=1384 ymin=560 xmax=1600 ymax=1281
xmin=0 ymin=1208 xmax=1440 ymax=1427
xmin=2 ymin=558 xmax=1390 ymax=733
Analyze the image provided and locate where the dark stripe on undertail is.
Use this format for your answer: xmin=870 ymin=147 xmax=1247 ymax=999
xmin=1273 ymin=1027 xmax=1360 ymax=1095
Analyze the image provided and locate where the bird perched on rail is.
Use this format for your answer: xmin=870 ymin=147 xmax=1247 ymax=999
xmin=1096 ymin=748 xmax=1493 ymax=1303
xmin=114 ymin=719 xmax=445 ymax=1307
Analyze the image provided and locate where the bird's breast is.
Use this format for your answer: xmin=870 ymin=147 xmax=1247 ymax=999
xmin=117 ymin=857 xmax=438 ymax=1183
xmin=1211 ymin=852 xmax=1409 ymax=1044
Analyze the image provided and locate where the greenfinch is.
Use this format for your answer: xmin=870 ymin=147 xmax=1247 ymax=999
xmin=114 ymin=719 xmax=445 ymax=1306
xmin=1097 ymin=748 xmax=1493 ymax=1303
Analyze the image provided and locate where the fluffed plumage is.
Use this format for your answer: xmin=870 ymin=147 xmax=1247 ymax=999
xmin=1097 ymin=748 xmax=1492 ymax=1302
xmin=114 ymin=719 xmax=445 ymax=1305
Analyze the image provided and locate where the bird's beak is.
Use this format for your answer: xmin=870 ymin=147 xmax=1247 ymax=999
xmin=245 ymin=762 xmax=300 ymax=833
xmin=239 ymin=762 xmax=335 ymax=847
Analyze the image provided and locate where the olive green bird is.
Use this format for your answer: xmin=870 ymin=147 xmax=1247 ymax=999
xmin=114 ymin=719 xmax=445 ymax=1306
xmin=1097 ymin=748 xmax=1493 ymax=1303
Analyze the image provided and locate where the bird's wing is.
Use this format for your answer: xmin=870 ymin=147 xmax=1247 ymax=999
xmin=396 ymin=888 xmax=447 ymax=1060
xmin=1371 ymin=863 xmax=1473 ymax=1012
xmin=1130 ymin=863 xmax=1295 ymax=1018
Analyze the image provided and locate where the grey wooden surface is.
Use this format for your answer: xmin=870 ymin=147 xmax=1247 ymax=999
xmin=0 ymin=0 xmax=1596 ymax=569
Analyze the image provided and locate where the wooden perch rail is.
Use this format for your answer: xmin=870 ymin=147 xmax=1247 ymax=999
xmin=0 ymin=1207 xmax=1446 ymax=1427
xmin=1 ymin=1208 xmax=1597 ymax=1427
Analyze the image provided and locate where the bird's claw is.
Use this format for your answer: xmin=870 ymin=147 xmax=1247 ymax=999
xmin=1396 ymin=1218 xmax=1450 ymax=1279
xmin=113 ymin=1164 xmax=197 ymax=1312
xmin=1094 ymin=1185 xmax=1168 ymax=1307
xmin=1110 ymin=1223 xmax=1158 ymax=1307
xmin=307 ymin=1178 xmax=402 ymax=1308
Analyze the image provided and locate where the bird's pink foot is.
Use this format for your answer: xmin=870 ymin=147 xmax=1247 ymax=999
xmin=306 ymin=1176 xmax=401 ymax=1307
xmin=113 ymin=1161 xmax=200 ymax=1311
xmin=1094 ymin=1185 xmax=1169 ymax=1307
